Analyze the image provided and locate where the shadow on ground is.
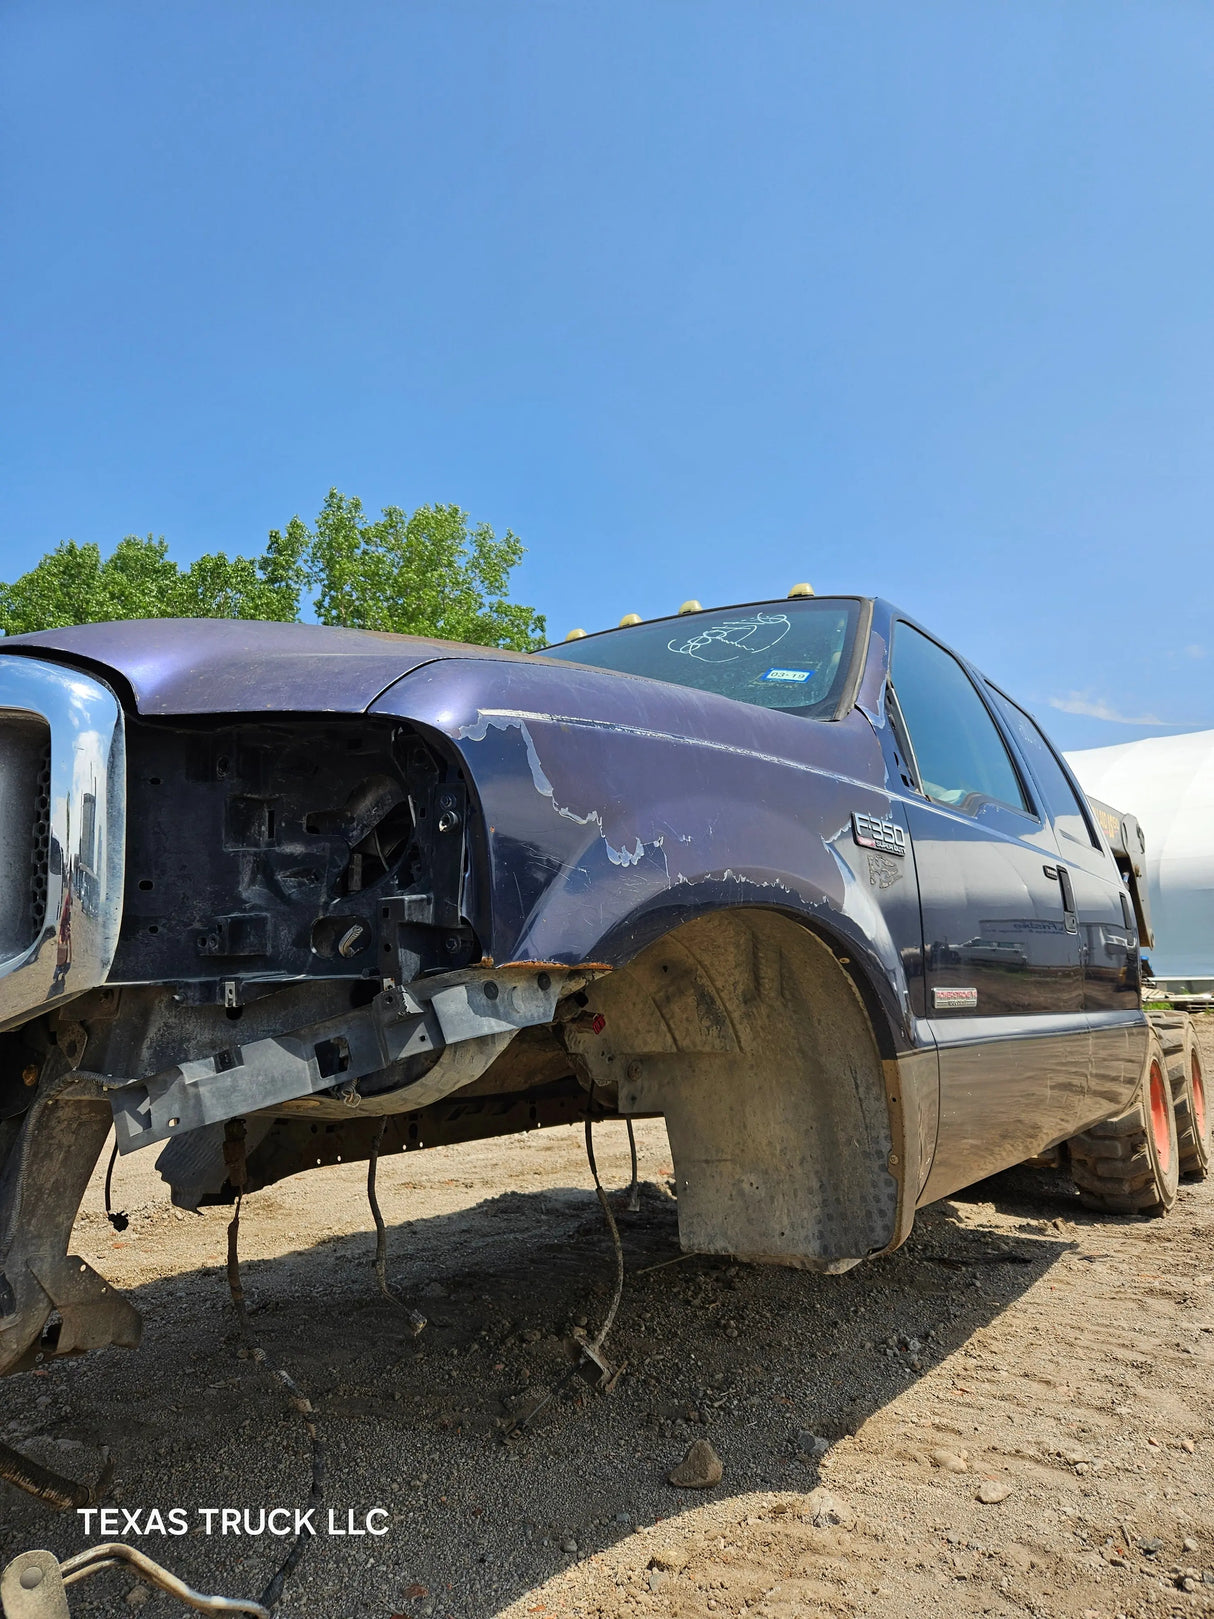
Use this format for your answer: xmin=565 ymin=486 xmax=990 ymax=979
xmin=1 ymin=1169 xmax=1079 ymax=1618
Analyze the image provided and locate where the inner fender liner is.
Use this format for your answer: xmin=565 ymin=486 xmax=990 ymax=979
xmin=565 ymin=909 xmax=901 ymax=1272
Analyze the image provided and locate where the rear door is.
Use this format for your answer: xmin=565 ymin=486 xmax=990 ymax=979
xmin=986 ymin=688 xmax=1148 ymax=1121
xmin=886 ymin=623 xmax=1088 ymax=1201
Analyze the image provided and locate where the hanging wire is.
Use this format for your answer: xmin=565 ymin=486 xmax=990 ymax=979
xmin=103 ymin=1139 xmax=129 ymax=1232
xmin=502 ymin=1086 xmax=628 ymax=1439
xmin=221 ymin=1119 xmax=323 ymax=1612
xmin=367 ymin=1117 xmax=427 ymax=1334
xmin=583 ymin=1107 xmax=625 ymax=1353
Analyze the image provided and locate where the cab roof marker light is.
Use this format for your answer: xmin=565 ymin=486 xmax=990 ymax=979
xmin=564 ymin=628 xmax=587 ymax=641
xmin=678 ymin=600 xmax=703 ymax=615
xmin=788 ymin=582 xmax=814 ymax=598
xmin=618 ymin=614 xmax=642 ymax=628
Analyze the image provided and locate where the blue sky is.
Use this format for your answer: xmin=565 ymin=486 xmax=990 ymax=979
xmin=3 ymin=2 xmax=1212 ymax=750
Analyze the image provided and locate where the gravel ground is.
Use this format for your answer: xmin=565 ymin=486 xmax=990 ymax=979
xmin=2 ymin=1019 xmax=1213 ymax=1619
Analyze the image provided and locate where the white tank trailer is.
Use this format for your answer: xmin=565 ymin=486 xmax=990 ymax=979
xmin=1067 ymin=728 xmax=1214 ymax=998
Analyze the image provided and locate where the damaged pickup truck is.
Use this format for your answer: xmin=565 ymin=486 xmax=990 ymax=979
xmin=0 ymin=593 xmax=1201 ymax=1379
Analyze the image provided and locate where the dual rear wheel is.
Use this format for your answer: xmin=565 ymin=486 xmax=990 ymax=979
xmin=1067 ymin=1013 xmax=1209 ymax=1216
xmin=1156 ymin=1014 xmax=1209 ymax=1179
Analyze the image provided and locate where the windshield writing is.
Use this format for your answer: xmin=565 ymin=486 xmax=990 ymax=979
xmin=540 ymin=599 xmax=860 ymax=719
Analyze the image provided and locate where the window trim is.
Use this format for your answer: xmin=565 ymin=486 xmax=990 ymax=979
xmin=984 ymin=681 xmax=1103 ymax=851
xmin=829 ymin=597 xmax=874 ymax=721
xmin=888 ymin=618 xmax=1038 ymax=823
xmin=883 ymin=679 xmax=922 ymax=795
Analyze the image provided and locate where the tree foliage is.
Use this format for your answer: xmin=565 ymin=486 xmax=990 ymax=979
xmin=307 ymin=490 xmax=544 ymax=649
xmin=0 ymin=492 xmax=545 ymax=650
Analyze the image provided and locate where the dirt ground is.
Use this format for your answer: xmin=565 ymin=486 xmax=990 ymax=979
xmin=3 ymin=1021 xmax=1213 ymax=1619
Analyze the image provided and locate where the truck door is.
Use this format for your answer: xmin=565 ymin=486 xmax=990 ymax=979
xmin=986 ymin=688 xmax=1148 ymax=1123
xmin=886 ymin=623 xmax=1088 ymax=1202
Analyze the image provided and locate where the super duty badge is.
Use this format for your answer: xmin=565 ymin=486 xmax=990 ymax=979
xmin=851 ymin=811 xmax=907 ymax=858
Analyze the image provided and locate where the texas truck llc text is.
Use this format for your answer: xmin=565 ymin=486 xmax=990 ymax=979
xmin=76 ymin=1507 xmax=389 ymax=1537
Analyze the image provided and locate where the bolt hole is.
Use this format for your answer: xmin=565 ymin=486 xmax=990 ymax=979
xmin=138 ymin=879 xmax=154 ymax=891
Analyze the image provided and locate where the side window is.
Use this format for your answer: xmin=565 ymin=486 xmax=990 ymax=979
xmin=986 ymin=687 xmax=1100 ymax=849
xmin=890 ymin=624 xmax=1029 ymax=816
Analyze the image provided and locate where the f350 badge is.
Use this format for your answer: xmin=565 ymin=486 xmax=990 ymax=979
xmin=851 ymin=811 xmax=907 ymax=857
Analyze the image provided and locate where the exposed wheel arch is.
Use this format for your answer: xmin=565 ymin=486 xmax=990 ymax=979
xmin=565 ymin=906 xmax=927 ymax=1271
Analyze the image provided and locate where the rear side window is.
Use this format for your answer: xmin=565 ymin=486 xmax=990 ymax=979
xmin=987 ymin=687 xmax=1100 ymax=849
xmin=890 ymin=624 xmax=1029 ymax=816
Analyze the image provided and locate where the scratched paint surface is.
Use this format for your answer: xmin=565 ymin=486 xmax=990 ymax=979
xmin=372 ymin=650 xmax=924 ymax=1041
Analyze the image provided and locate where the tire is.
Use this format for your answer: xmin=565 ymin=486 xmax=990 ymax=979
xmin=1068 ymin=1029 xmax=1179 ymax=1215
xmin=1155 ymin=1014 xmax=1210 ymax=1179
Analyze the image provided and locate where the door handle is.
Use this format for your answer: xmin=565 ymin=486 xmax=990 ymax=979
xmin=1057 ymin=866 xmax=1078 ymax=933
xmin=1042 ymin=864 xmax=1078 ymax=931
xmin=1120 ymin=889 xmax=1137 ymax=938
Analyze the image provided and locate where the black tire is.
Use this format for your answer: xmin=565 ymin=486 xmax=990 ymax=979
xmin=1154 ymin=1015 xmax=1210 ymax=1179
xmin=1068 ymin=1029 xmax=1179 ymax=1214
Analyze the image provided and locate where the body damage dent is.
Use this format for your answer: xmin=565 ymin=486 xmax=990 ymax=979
xmin=456 ymin=709 xmax=912 ymax=1036
xmin=458 ymin=712 xmax=666 ymax=871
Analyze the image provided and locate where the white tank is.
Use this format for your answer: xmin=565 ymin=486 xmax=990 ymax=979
xmin=1066 ymin=729 xmax=1214 ymax=987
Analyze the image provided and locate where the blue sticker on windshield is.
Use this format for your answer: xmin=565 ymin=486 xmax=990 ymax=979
xmin=761 ymin=667 xmax=814 ymax=683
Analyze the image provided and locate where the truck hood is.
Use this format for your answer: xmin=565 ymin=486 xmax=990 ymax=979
xmin=2 ymin=618 xmax=532 ymax=715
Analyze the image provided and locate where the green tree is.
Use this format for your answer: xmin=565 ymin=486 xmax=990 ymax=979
xmin=0 ymin=494 xmax=546 ymax=650
xmin=0 ymin=531 xmax=305 ymax=636
xmin=305 ymin=490 xmax=545 ymax=650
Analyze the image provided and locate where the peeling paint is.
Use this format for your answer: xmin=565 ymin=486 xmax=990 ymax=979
xmin=468 ymin=707 xmax=874 ymax=793
xmin=374 ymin=612 xmax=923 ymax=1050
xmin=458 ymin=711 xmax=669 ymax=872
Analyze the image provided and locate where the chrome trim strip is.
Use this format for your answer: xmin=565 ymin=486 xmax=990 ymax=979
xmin=0 ymin=656 xmax=125 ymax=1030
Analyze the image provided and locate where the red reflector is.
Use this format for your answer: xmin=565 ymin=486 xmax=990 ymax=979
xmin=591 ymin=1013 xmax=606 ymax=1034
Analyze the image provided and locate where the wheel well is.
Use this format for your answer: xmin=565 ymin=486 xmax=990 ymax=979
xmin=567 ymin=907 xmax=904 ymax=1271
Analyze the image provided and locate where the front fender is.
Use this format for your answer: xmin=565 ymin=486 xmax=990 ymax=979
xmin=371 ymin=657 xmax=920 ymax=1052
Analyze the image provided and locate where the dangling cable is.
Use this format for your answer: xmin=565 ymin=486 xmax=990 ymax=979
xmin=0 ymin=1438 xmax=112 ymax=1511
xmin=223 ymin=1121 xmax=250 ymax=1335
xmin=584 ymin=1107 xmax=625 ymax=1353
xmin=367 ymin=1118 xmax=426 ymax=1335
xmin=103 ymin=1139 xmax=129 ymax=1232
xmin=257 ymin=1368 xmax=323 ymax=1614
xmin=503 ymin=1088 xmax=627 ymax=1439
xmin=220 ymin=1119 xmax=323 ymax=1611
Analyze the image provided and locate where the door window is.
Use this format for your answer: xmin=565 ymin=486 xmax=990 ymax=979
xmin=890 ymin=624 xmax=1029 ymax=816
xmin=986 ymin=687 xmax=1100 ymax=849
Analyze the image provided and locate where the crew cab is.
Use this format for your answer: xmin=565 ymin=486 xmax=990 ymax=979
xmin=0 ymin=594 xmax=1202 ymax=1378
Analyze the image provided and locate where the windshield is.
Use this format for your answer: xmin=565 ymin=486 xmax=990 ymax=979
xmin=539 ymin=597 xmax=863 ymax=719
